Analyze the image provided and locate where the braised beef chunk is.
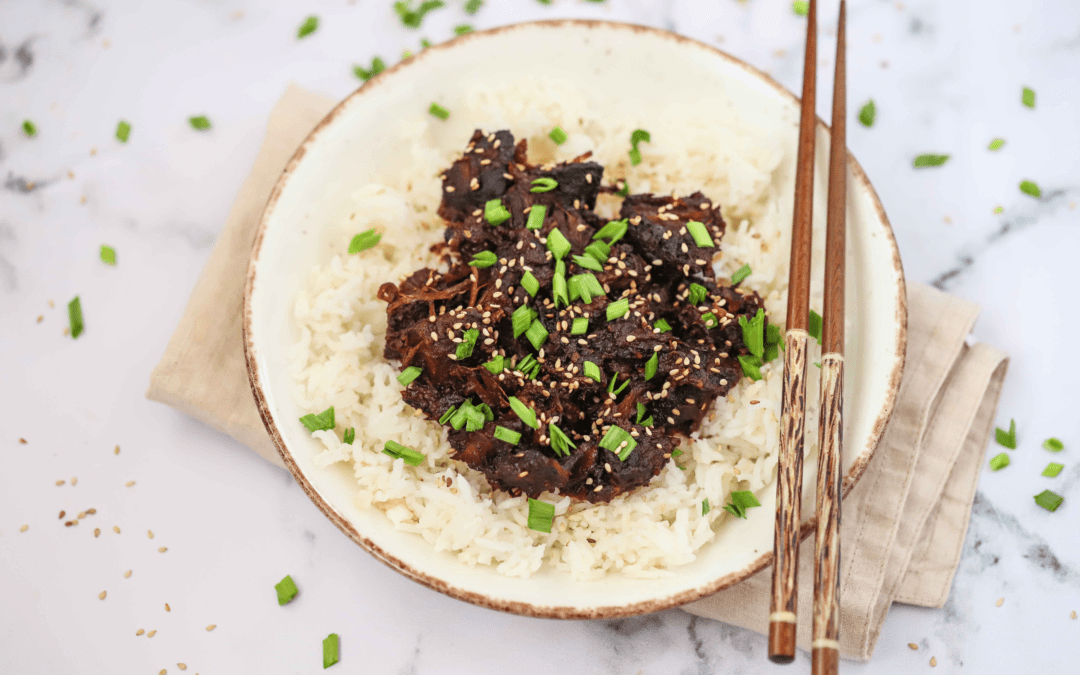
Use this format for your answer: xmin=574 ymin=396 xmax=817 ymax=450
xmin=380 ymin=130 xmax=767 ymax=503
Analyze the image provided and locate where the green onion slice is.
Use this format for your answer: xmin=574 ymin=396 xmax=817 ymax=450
xmin=100 ymin=245 xmax=117 ymax=265
xmin=793 ymin=0 xmax=809 ymax=16
xmin=508 ymin=396 xmax=539 ymax=429
xmin=525 ymin=319 xmax=548 ymax=350
xmin=323 ymin=633 xmax=339 ymax=669
xmin=526 ymin=204 xmax=546 ymax=230
xmin=739 ymin=309 xmax=766 ymax=358
xmin=397 ymin=366 xmax=423 ymax=386
xmin=469 ymin=250 xmax=497 ymax=268
xmin=723 ymin=490 xmax=761 ymax=519
xmin=654 ymin=318 xmax=672 ymax=333
xmin=584 ymin=241 xmax=610 ymax=263
xmin=1044 ymin=438 xmax=1064 ymax=452
xmin=606 ymin=298 xmax=629 ymax=321
xmin=549 ymin=423 xmax=577 ymax=457
xmin=913 ymin=154 xmax=949 ymax=168
xmin=645 ymin=352 xmax=658 ymax=380
xmin=1019 ymin=180 xmax=1041 ymax=198
xmin=688 ymin=283 xmax=708 ymax=306
xmin=628 ymin=129 xmax=650 ymax=165
xmin=599 ymin=425 xmax=637 ymax=461
xmin=548 ymin=126 xmax=568 ymax=145
xmin=573 ymin=255 xmax=604 ymax=272
xmin=439 ymin=405 xmax=457 ymax=425
xmin=702 ymin=312 xmax=718 ymax=328
xmin=1042 ymin=462 xmax=1064 ymax=478
xmin=520 ymin=271 xmax=540 ymax=297
xmin=808 ymin=309 xmax=823 ymax=343
xmin=349 ymin=229 xmax=382 ymax=253
xmin=343 ymin=428 xmax=355 ymax=445
xmin=297 ymin=15 xmax=318 ymax=38
xmin=428 ymin=102 xmax=450 ymax=120
xmin=300 ymin=406 xmax=335 ymax=432
xmin=22 ymin=119 xmax=37 ymax=137
xmin=189 ymin=115 xmax=211 ymax=130
xmin=275 ymin=575 xmax=299 ymax=605
xmin=702 ymin=498 xmax=711 ymax=515
xmin=455 ymin=328 xmax=479 ymax=360
xmin=1022 ymin=86 xmax=1036 ymax=109
xmin=583 ymin=361 xmax=602 ymax=383
xmin=546 ymin=228 xmax=571 ymax=260
xmin=530 ymin=177 xmax=558 ymax=193
xmin=738 ymin=354 xmax=763 ymax=381
xmin=995 ymin=419 xmax=1017 ymax=449
xmin=483 ymin=198 xmax=510 ymax=225
xmin=858 ymin=99 xmax=875 ymax=127
xmin=115 ymin=121 xmax=131 ymax=143
xmin=512 ymin=304 xmax=535 ymax=338
xmin=570 ymin=317 xmax=589 ymax=335
xmin=453 ymin=24 xmax=472 ymax=35
xmin=593 ymin=219 xmax=628 ymax=244
xmin=731 ymin=263 xmax=752 ymax=284
xmin=527 ymin=498 xmax=555 ymax=533
xmin=989 ymin=452 xmax=1010 ymax=471
xmin=1034 ymin=489 xmax=1063 ymax=512
xmin=354 ymin=56 xmax=386 ymax=81
xmin=383 ymin=440 xmax=425 ymax=466
xmin=552 ymin=270 xmax=568 ymax=308
xmin=686 ymin=221 xmax=715 ymax=248
xmin=494 ymin=425 xmax=521 ymax=445
xmin=988 ymin=138 xmax=1005 ymax=151
xmin=483 ymin=355 xmax=504 ymax=375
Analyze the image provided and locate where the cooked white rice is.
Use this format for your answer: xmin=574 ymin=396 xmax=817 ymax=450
xmin=288 ymin=80 xmax=822 ymax=579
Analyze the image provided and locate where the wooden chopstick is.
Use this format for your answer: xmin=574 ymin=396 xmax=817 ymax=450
xmin=812 ymin=2 xmax=847 ymax=674
xmin=768 ymin=0 xmax=817 ymax=664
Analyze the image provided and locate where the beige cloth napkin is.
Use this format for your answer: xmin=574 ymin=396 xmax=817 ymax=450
xmin=147 ymin=85 xmax=1010 ymax=661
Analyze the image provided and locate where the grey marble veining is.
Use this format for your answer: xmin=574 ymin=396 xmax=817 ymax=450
xmin=1 ymin=1 xmax=1078 ymax=673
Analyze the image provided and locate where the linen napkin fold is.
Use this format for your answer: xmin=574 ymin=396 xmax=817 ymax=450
xmin=147 ymin=85 xmax=1010 ymax=661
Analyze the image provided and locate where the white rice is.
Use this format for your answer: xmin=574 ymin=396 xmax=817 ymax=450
xmin=288 ymin=80 xmax=821 ymax=579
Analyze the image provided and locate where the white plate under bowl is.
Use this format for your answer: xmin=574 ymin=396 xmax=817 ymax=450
xmin=243 ymin=20 xmax=906 ymax=619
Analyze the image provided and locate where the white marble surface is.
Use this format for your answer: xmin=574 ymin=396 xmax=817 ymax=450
xmin=2 ymin=0 xmax=1078 ymax=672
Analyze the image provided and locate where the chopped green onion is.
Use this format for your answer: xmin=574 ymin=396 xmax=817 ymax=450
xmin=297 ymin=15 xmax=318 ymax=38
xmin=354 ymin=57 xmax=387 ymax=81
xmin=763 ymin=342 xmax=779 ymax=363
xmin=913 ymin=154 xmax=949 ymax=168
xmin=448 ymin=401 xmax=481 ymax=431
xmin=1034 ymin=489 xmax=1063 ymax=512
xmin=1019 ymin=180 xmax=1041 ymax=198
xmin=628 ymin=129 xmax=650 ymax=166
xmin=530 ymin=177 xmax=558 ymax=193
xmin=654 ymin=318 xmax=672 ymax=333
xmin=469 ymin=250 xmax=497 ymax=268
xmin=494 ymin=426 xmax=521 ymax=445
xmin=402 ymin=50 xmax=414 ymax=59
xmin=323 ymin=633 xmax=339 ymax=669
xmin=453 ymin=24 xmax=473 ymax=35
xmin=593 ymin=218 xmax=628 ymax=244
xmin=573 ymin=254 xmax=604 ymax=272
xmin=583 ymin=361 xmax=602 ymax=383
xmin=516 ymin=355 xmax=538 ymax=375
xmin=599 ymin=425 xmax=637 ymax=461
xmin=397 ymin=366 xmax=423 ymax=386
xmin=766 ymin=324 xmax=781 ymax=346
xmin=383 ymin=440 xmax=425 ymax=466
xmin=508 ymin=396 xmax=539 ymax=429
xmin=731 ymin=263 xmax=752 ymax=284
xmin=615 ymin=180 xmax=630 ymax=197
xmin=546 ymin=228 xmax=571 ymax=259
xmin=100 ymin=245 xmax=117 ymax=266
xmin=343 ymin=427 xmax=355 ymax=445
xmin=189 ymin=115 xmax=211 ymax=131
xmin=688 ymin=283 xmax=708 ymax=306
xmin=722 ymin=490 xmax=761 ymax=519
xmin=548 ymin=126 xmax=568 ymax=145
xmin=645 ymin=352 xmax=658 ymax=380
xmin=584 ymin=241 xmax=610 ymax=263
xmin=456 ymin=328 xmax=479 ymax=360
xmin=115 ymin=120 xmax=131 ymax=143
xmin=527 ymin=498 xmax=555 ymax=532
xmin=611 ymin=374 xmax=630 ymax=396
xmin=1042 ymin=462 xmax=1064 ymax=478
xmin=792 ymin=0 xmax=809 ymax=16
xmin=275 ymin=575 xmax=299 ymax=605
xmin=465 ymin=0 xmax=483 ymax=13
xmin=989 ymin=452 xmax=1010 ymax=471
xmin=635 ymin=402 xmax=648 ymax=423
xmin=438 ymin=405 xmax=457 ymax=425
xmin=702 ymin=498 xmax=711 ymax=515
xmin=300 ymin=406 xmax=335 ymax=432
xmin=1022 ymin=86 xmax=1036 ymax=109
xmin=686 ymin=221 xmax=715 ymax=248
xmin=858 ymin=99 xmax=875 ymax=127
xmin=552 ymin=270 xmax=568 ymax=308
xmin=571 ymin=317 xmax=589 ymax=335
xmin=739 ymin=354 xmax=763 ymax=381
xmin=512 ymin=304 xmax=535 ymax=338
xmin=526 ymin=204 xmax=546 ymax=230
xmin=988 ymin=138 xmax=1005 ymax=151
xmin=641 ymin=415 xmax=654 ymax=427
xmin=484 ymin=199 xmax=511 ymax=226
xmin=348 ymin=229 xmax=382 ymax=253
xmin=525 ymin=319 xmax=548 ymax=350
xmin=671 ymin=449 xmax=683 ymax=457
xmin=22 ymin=119 xmax=36 ymax=137
xmin=606 ymin=297 xmax=629 ymax=321
xmin=1044 ymin=438 xmax=1064 ymax=452
xmin=428 ymin=102 xmax=450 ymax=120
xmin=483 ymin=355 xmax=504 ymax=375
xmin=739 ymin=309 xmax=766 ymax=357
xmin=995 ymin=419 xmax=1017 ymax=449
xmin=394 ymin=0 xmax=445 ymax=29
xmin=814 ymin=361 xmax=822 ymax=369
xmin=808 ymin=309 xmax=823 ymax=343
xmin=702 ymin=312 xmax=718 ymax=328
xmin=568 ymin=273 xmax=604 ymax=303
xmin=477 ymin=402 xmax=494 ymax=422
xmin=520 ymin=271 xmax=540 ymax=297
xmin=549 ymin=423 xmax=577 ymax=457
xmin=421 ymin=38 xmax=431 ymax=48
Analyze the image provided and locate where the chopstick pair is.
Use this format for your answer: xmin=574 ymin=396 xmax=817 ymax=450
xmin=768 ymin=1 xmax=847 ymax=674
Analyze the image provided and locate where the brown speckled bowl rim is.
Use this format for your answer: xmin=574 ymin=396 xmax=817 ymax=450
xmin=242 ymin=19 xmax=907 ymax=621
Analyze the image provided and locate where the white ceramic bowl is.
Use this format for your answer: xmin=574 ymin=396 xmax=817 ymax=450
xmin=244 ymin=20 xmax=906 ymax=619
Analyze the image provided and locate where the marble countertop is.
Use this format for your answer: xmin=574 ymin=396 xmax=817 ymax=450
xmin=2 ymin=0 xmax=1078 ymax=673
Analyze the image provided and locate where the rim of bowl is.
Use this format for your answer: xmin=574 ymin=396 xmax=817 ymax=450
xmin=242 ymin=19 xmax=908 ymax=620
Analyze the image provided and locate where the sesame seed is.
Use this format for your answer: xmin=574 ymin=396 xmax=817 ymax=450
xmin=626 ymin=335 xmax=635 ymax=342
xmin=148 ymin=630 xmax=157 ymax=638
xmin=446 ymin=186 xmax=455 ymax=192
xmin=158 ymin=547 xmax=167 ymax=553
xmin=137 ymin=629 xmax=145 ymax=636
xmin=71 ymin=477 xmax=78 ymax=486
xmin=177 ymin=665 xmax=187 ymax=671
xmin=125 ymin=570 xmax=132 ymax=578
xmin=207 ymin=624 xmax=217 ymax=631
xmin=113 ymin=526 xmax=121 ymax=534
xmin=165 ymin=603 xmax=171 ymax=612
xmin=19 ymin=525 xmax=28 ymax=533
xmin=56 ymin=479 xmax=65 ymax=486
xmin=99 ymin=591 xmax=107 ymax=600
xmin=148 ymin=530 xmax=154 ymax=539
xmin=518 ymin=471 xmax=529 ymax=478
xmin=125 ymin=481 xmax=135 ymax=487
xmin=930 ymin=657 xmax=937 ymax=667
xmin=995 ymin=597 xmax=1004 ymax=607
xmin=94 ymin=528 xmax=101 ymax=537
xmin=58 ymin=510 xmax=65 ymax=519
